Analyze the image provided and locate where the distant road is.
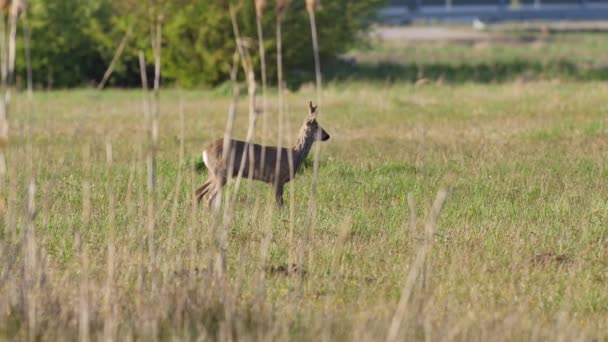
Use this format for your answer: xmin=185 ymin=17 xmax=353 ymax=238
xmin=380 ymin=3 xmax=608 ymax=24
xmin=372 ymin=26 xmax=489 ymax=41
xmin=371 ymin=21 xmax=608 ymax=42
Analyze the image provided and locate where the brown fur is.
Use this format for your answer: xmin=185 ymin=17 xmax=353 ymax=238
xmin=196 ymin=101 xmax=330 ymax=209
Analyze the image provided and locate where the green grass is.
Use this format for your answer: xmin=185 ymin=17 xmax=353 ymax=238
xmin=331 ymin=31 xmax=608 ymax=84
xmin=1 ymin=79 xmax=607 ymax=340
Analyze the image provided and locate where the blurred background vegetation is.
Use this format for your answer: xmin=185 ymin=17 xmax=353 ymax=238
xmin=13 ymin=0 xmax=608 ymax=89
xmin=16 ymin=0 xmax=383 ymax=88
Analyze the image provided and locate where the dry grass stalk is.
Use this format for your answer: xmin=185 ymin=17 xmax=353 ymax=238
xmin=79 ymin=144 xmax=91 ymax=342
xmin=24 ymin=178 xmax=37 ymax=338
xmin=103 ymin=136 xmax=116 ymax=341
xmin=228 ymin=5 xmax=258 ymax=204
xmin=98 ymin=22 xmax=134 ymax=90
xmin=255 ymin=199 xmax=274 ymax=304
xmin=422 ymin=189 xmax=448 ymax=291
xmin=273 ymin=5 xmax=294 ymax=281
xmin=6 ymin=0 xmax=19 ymax=87
xmin=216 ymin=50 xmax=240 ymax=213
xmin=135 ymin=131 xmax=145 ymax=241
xmin=386 ymin=189 xmax=448 ymax=342
xmin=0 ymin=0 xmax=24 ymax=17
xmin=152 ymin=15 xmax=161 ymax=152
xmin=78 ymin=237 xmax=90 ymax=342
xmin=21 ymin=5 xmax=31 ymax=99
xmin=0 ymin=4 xmax=24 ymax=192
xmin=273 ymin=0 xmax=285 ymax=201
xmin=273 ymin=1 xmax=298 ymax=276
xmin=0 ymin=1 xmax=18 ymax=219
xmin=138 ymin=51 xmax=150 ymax=120
xmin=331 ymin=216 xmax=352 ymax=275
xmin=211 ymin=51 xmax=241 ymax=280
xmin=255 ymin=6 xmax=269 ymax=178
xmin=305 ymin=0 xmax=318 ymax=13
xmin=255 ymin=0 xmax=266 ymax=19
xmin=276 ymin=0 xmax=287 ymax=17
xmin=168 ymin=100 xmax=185 ymax=234
xmin=138 ymin=51 xmax=156 ymax=269
xmin=304 ymin=0 xmax=323 ymax=285
xmin=188 ymin=166 xmax=199 ymax=271
xmin=407 ymin=193 xmax=416 ymax=245
xmin=283 ymin=97 xmax=297 ymax=276
xmin=149 ymin=16 xmax=162 ymax=271
xmin=5 ymin=143 xmax=15 ymax=238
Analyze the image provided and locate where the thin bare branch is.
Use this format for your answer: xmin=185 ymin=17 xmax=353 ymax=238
xmin=98 ymin=22 xmax=135 ymax=90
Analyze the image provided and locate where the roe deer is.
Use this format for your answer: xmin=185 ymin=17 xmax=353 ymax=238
xmin=196 ymin=101 xmax=330 ymax=209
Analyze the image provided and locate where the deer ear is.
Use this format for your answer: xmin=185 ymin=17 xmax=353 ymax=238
xmin=308 ymin=101 xmax=318 ymax=119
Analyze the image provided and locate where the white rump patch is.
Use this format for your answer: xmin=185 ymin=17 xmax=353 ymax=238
xmin=202 ymin=150 xmax=209 ymax=169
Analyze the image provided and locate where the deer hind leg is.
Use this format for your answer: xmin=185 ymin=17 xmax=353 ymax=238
xmin=195 ymin=180 xmax=212 ymax=205
xmin=274 ymin=183 xmax=285 ymax=208
xmin=206 ymin=175 xmax=228 ymax=211
xmin=206 ymin=187 xmax=219 ymax=210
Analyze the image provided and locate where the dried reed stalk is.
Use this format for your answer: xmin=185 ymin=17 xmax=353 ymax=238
xmin=0 ymin=10 xmax=5 ymax=87
xmin=24 ymin=178 xmax=37 ymax=338
xmin=422 ymin=189 xmax=448 ymax=291
xmin=304 ymin=0 xmax=323 ymax=286
xmin=255 ymin=0 xmax=268 ymax=175
xmin=6 ymin=0 xmax=17 ymax=89
xmin=0 ymin=0 xmax=20 ymax=172
xmin=276 ymin=0 xmax=287 ymax=16
xmin=305 ymin=0 xmax=318 ymax=13
xmin=138 ymin=51 xmax=156 ymax=270
xmin=229 ymin=5 xmax=258 ymax=204
xmin=275 ymin=0 xmax=299 ymax=277
xmin=125 ymin=149 xmax=137 ymax=241
xmin=79 ymin=144 xmax=91 ymax=342
xmin=168 ymin=100 xmax=185 ymax=234
xmin=306 ymin=0 xmax=322 ymax=106
xmin=285 ymin=100 xmax=296 ymax=276
xmin=331 ymin=216 xmax=352 ymax=275
xmin=135 ymin=131 xmax=145 ymax=242
xmin=103 ymin=137 xmax=116 ymax=341
xmin=78 ymin=239 xmax=90 ymax=342
xmin=255 ymin=0 xmax=266 ymax=18
xmin=255 ymin=199 xmax=274 ymax=304
xmin=386 ymin=189 xmax=448 ymax=342
xmin=152 ymin=16 xmax=161 ymax=153
xmin=139 ymin=14 xmax=162 ymax=270
xmin=216 ymin=50 xmax=240 ymax=213
xmin=0 ymin=6 xmax=9 ymax=219
xmin=5 ymin=141 xmax=15 ymax=238
xmin=407 ymin=193 xmax=416 ymax=245
xmin=273 ymin=0 xmax=286 ymax=197
xmin=211 ymin=51 xmax=241 ymax=281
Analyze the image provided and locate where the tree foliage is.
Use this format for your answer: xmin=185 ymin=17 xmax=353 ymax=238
xmin=16 ymin=0 xmax=383 ymax=88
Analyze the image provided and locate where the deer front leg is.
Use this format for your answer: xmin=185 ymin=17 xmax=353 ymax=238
xmin=274 ymin=183 xmax=285 ymax=208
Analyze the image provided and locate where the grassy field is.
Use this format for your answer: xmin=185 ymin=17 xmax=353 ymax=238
xmin=334 ymin=30 xmax=608 ymax=84
xmin=2 ymin=31 xmax=608 ymax=340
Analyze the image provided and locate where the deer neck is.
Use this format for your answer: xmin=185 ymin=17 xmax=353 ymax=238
xmin=292 ymin=126 xmax=316 ymax=170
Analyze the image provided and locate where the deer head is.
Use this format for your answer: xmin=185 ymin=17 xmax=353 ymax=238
xmin=307 ymin=101 xmax=330 ymax=142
